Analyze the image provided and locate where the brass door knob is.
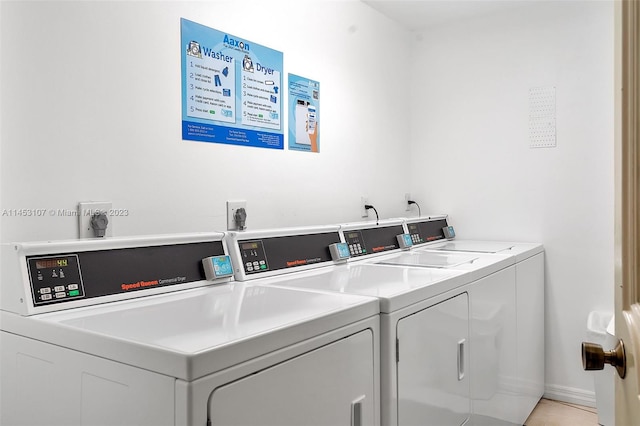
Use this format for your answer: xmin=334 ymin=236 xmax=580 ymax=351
xmin=582 ymin=340 xmax=626 ymax=379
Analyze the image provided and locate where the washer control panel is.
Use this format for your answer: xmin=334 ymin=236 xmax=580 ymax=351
xmin=27 ymin=255 xmax=85 ymax=305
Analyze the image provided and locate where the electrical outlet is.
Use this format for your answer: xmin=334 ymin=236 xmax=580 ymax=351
xmin=405 ymin=193 xmax=411 ymax=211
xmin=78 ymin=201 xmax=112 ymax=238
xmin=227 ymin=200 xmax=247 ymax=231
xmin=361 ymin=197 xmax=369 ymax=218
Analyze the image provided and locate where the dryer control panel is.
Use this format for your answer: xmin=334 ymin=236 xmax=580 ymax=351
xmin=406 ymin=218 xmax=449 ymax=245
xmin=236 ymin=232 xmax=340 ymax=276
xmin=28 ymin=255 xmax=85 ymax=305
xmin=20 ymin=236 xmax=228 ymax=310
xmin=238 ymin=240 xmax=270 ymax=273
xmin=342 ymin=224 xmax=404 ymax=257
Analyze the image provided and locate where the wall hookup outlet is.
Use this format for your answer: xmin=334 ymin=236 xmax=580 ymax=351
xmin=405 ymin=193 xmax=411 ymax=211
xmin=361 ymin=196 xmax=369 ymax=218
xmin=227 ymin=200 xmax=247 ymax=231
xmin=78 ymin=201 xmax=112 ymax=238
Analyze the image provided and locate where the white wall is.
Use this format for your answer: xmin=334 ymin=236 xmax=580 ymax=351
xmin=1 ymin=0 xmax=615 ymax=406
xmin=407 ymin=2 xmax=614 ymax=404
xmin=0 ymin=0 xmax=412 ymax=243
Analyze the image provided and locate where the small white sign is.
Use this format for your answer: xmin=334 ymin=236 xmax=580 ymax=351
xmin=529 ymin=86 xmax=556 ymax=148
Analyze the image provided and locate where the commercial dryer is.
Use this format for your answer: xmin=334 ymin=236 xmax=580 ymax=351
xmin=399 ymin=216 xmax=545 ymax=425
xmin=0 ymin=232 xmax=380 ymax=426
xmin=227 ymin=221 xmax=509 ymax=426
xmin=339 ymin=219 xmax=523 ymax=425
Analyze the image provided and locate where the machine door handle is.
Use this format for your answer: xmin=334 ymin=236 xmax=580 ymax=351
xmin=457 ymin=339 xmax=466 ymax=381
xmin=351 ymin=395 xmax=365 ymax=426
xmin=582 ymin=339 xmax=626 ymax=379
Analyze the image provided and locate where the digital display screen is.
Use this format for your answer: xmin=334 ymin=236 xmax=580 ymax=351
xmin=337 ymin=243 xmax=350 ymax=259
xmin=35 ymin=258 xmax=68 ymax=269
xmin=212 ymin=256 xmax=234 ymax=277
xmin=241 ymin=242 xmax=259 ymax=250
xmin=329 ymin=242 xmax=351 ymax=260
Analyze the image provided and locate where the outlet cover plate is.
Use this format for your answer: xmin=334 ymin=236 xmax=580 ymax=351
xmin=227 ymin=200 xmax=247 ymax=231
xmin=78 ymin=201 xmax=112 ymax=238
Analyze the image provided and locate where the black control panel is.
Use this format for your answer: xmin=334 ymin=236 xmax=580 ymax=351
xmin=343 ymin=231 xmax=366 ymax=256
xmin=28 ymin=255 xmax=85 ymax=305
xmin=238 ymin=240 xmax=269 ymax=274
xmin=26 ymin=241 xmax=225 ymax=306
xmin=238 ymin=232 xmax=340 ymax=275
xmin=343 ymin=225 xmax=404 ymax=257
xmin=406 ymin=218 xmax=449 ymax=245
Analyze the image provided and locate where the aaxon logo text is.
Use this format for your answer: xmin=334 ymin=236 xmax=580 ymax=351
xmin=223 ymin=34 xmax=249 ymax=51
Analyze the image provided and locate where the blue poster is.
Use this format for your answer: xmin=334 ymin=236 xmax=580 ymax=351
xmin=181 ymin=19 xmax=284 ymax=149
xmin=288 ymin=74 xmax=320 ymax=153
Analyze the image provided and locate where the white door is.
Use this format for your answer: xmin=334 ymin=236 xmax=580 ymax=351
xmin=614 ymin=0 xmax=640 ymax=423
xmin=396 ymin=293 xmax=470 ymax=426
xmin=208 ymin=329 xmax=375 ymax=426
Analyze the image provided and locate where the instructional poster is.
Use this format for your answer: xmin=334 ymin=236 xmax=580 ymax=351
xmin=181 ymin=18 xmax=284 ymax=149
xmin=288 ymin=74 xmax=320 ymax=153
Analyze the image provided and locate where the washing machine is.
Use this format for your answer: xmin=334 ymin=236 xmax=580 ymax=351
xmin=226 ymin=221 xmax=510 ymax=426
xmin=0 ymin=232 xmax=380 ymax=426
xmin=401 ymin=216 xmax=545 ymax=425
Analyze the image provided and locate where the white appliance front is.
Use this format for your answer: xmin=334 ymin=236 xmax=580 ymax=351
xmin=249 ymin=262 xmax=473 ymax=426
xmin=421 ymin=239 xmax=545 ymax=424
xmin=0 ymin=234 xmax=380 ymax=426
xmin=396 ymin=292 xmax=469 ymax=426
xmin=400 ymin=217 xmax=544 ymax=425
xmin=228 ymin=224 xmax=478 ymax=426
xmin=370 ymin=247 xmax=521 ymax=425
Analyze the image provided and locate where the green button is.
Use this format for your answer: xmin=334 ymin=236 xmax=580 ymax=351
xmin=260 ymin=265 xmax=267 ymax=270
xmin=69 ymin=290 xmax=80 ymax=297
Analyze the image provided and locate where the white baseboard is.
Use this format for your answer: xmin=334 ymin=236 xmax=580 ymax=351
xmin=543 ymin=384 xmax=596 ymax=408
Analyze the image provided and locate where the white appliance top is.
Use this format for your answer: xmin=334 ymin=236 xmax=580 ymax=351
xmin=430 ymin=241 xmax=515 ymax=253
xmin=256 ymin=263 xmax=468 ymax=313
xmin=427 ymin=240 xmax=544 ymax=262
xmin=375 ymin=250 xmax=514 ymax=282
xmin=0 ymin=281 xmax=378 ymax=381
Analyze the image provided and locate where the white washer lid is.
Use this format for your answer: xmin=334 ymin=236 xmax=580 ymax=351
xmin=259 ymin=263 xmax=469 ymax=313
xmin=1 ymin=282 xmax=378 ymax=381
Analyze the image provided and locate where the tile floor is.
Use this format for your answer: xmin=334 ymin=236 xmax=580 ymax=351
xmin=525 ymin=398 xmax=599 ymax=426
